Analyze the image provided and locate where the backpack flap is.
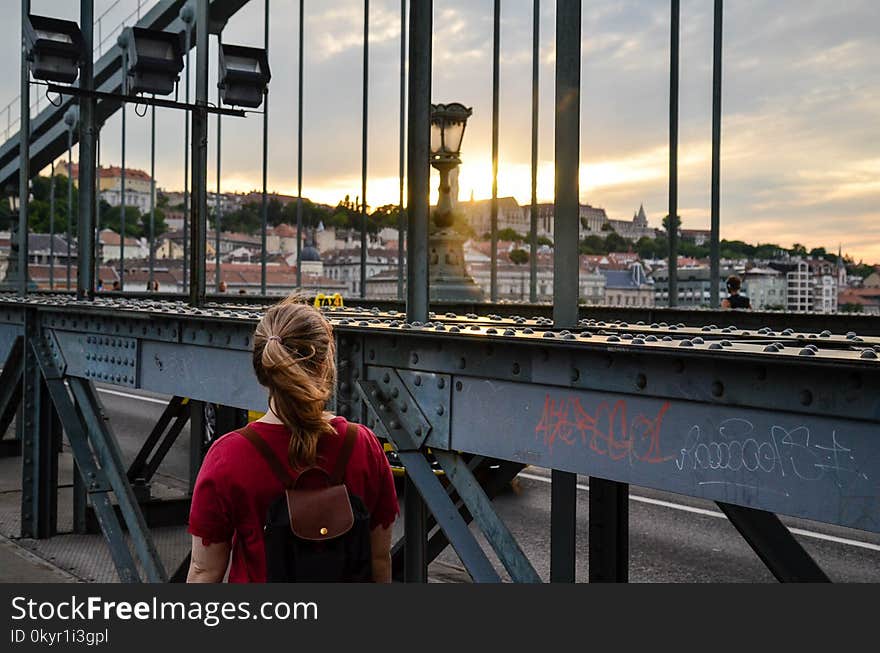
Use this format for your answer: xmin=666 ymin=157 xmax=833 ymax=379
xmin=286 ymin=468 xmax=354 ymax=541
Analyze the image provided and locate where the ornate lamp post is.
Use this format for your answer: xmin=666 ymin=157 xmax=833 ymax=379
xmin=428 ymin=102 xmax=483 ymax=301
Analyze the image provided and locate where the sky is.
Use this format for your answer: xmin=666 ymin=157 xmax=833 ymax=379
xmin=3 ymin=0 xmax=879 ymax=262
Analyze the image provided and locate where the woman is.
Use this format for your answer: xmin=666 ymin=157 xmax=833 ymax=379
xmin=721 ymin=275 xmax=751 ymax=310
xmin=187 ymin=296 xmax=398 ymax=582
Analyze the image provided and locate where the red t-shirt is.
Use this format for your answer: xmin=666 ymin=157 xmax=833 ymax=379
xmin=188 ymin=417 xmax=399 ymax=583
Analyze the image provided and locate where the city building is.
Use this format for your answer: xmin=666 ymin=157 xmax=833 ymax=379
xmin=680 ymin=229 xmax=712 ymax=247
xmin=743 ymin=267 xmax=787 ymax=310
xmin=862 ymin=271 xmax=880 ymax=288
xmin=838 ymin=288 xmax=880 ymax=315
xmin=652 ymin=266 xmax=730 ymax=307
xmin=322 ymin=247 xmax=401 ymax=296
xmin=461 ymin=197 xmax=528 ymax=236
xmin=98 ymin=229 xmax=149 ymax=263
xmin=778 ymin=260 xmax=839 ymax=313
xmin=601 ymin=262 xmax=655 ymax=307
xmin=24 ymin=233 xmax=76 ymax=268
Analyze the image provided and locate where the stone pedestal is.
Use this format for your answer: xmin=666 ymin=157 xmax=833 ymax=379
xmin=428 ymin=228 xmax=483 ymax=302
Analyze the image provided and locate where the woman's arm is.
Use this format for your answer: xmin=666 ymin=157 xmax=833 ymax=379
xmin=187 ymin=537 xmax=231 ymax=583
xmin=370 ymin=524 xmax=393 ymax=583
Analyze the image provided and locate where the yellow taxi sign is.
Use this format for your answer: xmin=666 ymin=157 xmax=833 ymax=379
xmin=314 ymin=293 xmax=344 ymax=309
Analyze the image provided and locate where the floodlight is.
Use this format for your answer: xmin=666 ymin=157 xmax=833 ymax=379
xmin=23 ymin=14 xmax=86 ymax=83
xmin=121 ymin=27 xmax=185 ymax=96
xmin=218 ymin=44 xmax=271 ymax=108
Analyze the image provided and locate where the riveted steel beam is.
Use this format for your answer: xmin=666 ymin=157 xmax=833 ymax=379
xmin=358 ymin=379 xmax=500 ymax=582
xmin=717 ymin=502 xmax=830 ymax=582
xmin=434 ymin=450 xmax=542 ymax=583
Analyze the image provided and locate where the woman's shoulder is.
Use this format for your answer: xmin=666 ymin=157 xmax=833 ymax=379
xmin=201 ymin=429 xmax=255 ymax=471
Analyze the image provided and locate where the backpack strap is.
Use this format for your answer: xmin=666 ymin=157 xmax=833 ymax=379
xmin=238 ymin=424 xmax=294 ymax=489
xmin=330 ymin=421 xmax=359 ymax=486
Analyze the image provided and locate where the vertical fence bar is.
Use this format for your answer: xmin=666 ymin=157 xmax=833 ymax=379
xmin=49 ymin=162 xmax=55 ymax=290
xmin=214 ymin=35 xmax=222 ymax=292
xmin=709 ymin=0 xmax=723 ymax=307
xmin=78 ymin=0 xmax=97 ymax=299
xmin=67 ymin=127 xmax=74 ymax=291
xmin=18 ymin=0 xmax=31 ymax=296
xmin=489 ymin=0 xmax=500 ymax=303
xmin=529 ymin=0 xmax=540 ymax=303
xmin=397 ymin=0 xmax=406 ymax=300
xmin=360 ymin=0 xmax=369 ymax=299
xmin=406 ymin=0 xmax=430 ymax=324
xmin=95 ymin=124 xmax=101 ymax=287
xmin=260 ymin=0 xmax=270 ymax=295
xmin=667 ymin=0 xmax=680 ymax=307
xmin=551 ymin=0 xmax=581 ymax=583
xmin=119 ymin=45 xmax=127 ymax=291
xmin=150 ymin=103 xmax=156 ymax=289
xmin=181 ymin=5 xmax=193 ymax=294
xmin=404 ymin=0 xmax=432 ymax=583
xmin=189 ymin=0 xmax=209 ymax=306
xmin=296 ymin=0 xmax=304 ymax=289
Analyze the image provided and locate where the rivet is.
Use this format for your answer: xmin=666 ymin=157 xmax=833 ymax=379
xmin=800 ymin=389 xmax=813 ymax=406
xmin=436 ymin=406 xmax=445 ymax=416
xmin=636 ymin=373 xmax=647 ymax=390
xmin=711 ymin=381 xmax=724 ymax=397
xmin=437 ymin=378 xmax=446 ymax=389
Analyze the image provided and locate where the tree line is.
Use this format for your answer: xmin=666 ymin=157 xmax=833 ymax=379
xmin=0 ymin=173 xmax=169 ymax=240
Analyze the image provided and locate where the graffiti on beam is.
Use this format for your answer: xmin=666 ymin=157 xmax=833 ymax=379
xmin=534 ymin=395 xmax=674 ymax=465
xmin=676 ymin=419 xmax=870 ymax=492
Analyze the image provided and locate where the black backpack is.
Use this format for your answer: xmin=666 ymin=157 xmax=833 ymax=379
xmin=239 ymin=421 xmax=372 ymax=582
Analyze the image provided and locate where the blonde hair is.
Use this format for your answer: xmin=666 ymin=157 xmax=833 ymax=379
xmin=252 ymin=295 xmax=337 ymax=469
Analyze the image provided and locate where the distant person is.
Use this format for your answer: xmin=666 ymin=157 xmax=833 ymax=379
xmin=96 ymin=278 xmax=104 ymax=292
xmin=111 ymin=280 xmax=121 ymax=291
xmin=238 ymin=288 xmax=247 ymax=295
xmin=152 ymin=280 xmax=160 ymax=292
xmin=187 ymin=296 xmax=398 ymax=583
xmin=721 ymin=275 xmax=751 ymax=310
xmin=218 ymin=280 xmax=228 ymax=293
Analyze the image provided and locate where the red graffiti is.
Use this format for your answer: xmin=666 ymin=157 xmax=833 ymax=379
xmin=535 ymin=395 xmax=673 ymax=464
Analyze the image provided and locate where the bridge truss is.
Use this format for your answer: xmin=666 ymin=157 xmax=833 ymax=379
xmin=1 ymin=0 xmax=878 ymax=583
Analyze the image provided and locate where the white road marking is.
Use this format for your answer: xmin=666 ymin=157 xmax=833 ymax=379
xmin=517 ymin=472 xmax=880 ymax=553
xmin=95 ymin=387 xmax=170 ymax=406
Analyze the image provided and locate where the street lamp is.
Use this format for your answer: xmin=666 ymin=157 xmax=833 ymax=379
xmin=427 ymin=102 xmax=482 ymax=301
xmin=23 ymin=14 xmax=86 ymax=84
xmin=430 ymin=103 xmax=472 ymax=228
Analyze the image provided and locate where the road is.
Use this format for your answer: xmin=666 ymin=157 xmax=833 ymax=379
xmin=95 ymin=385 xmax=880 ymax=583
